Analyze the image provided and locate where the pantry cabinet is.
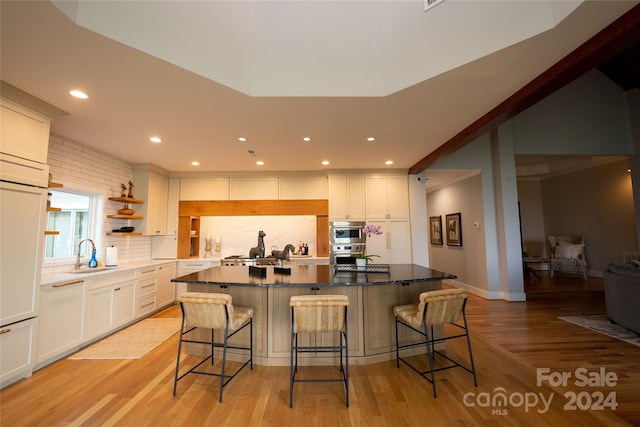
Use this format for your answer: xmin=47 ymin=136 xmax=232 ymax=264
xmin=365 ymin=218 xmax=412 ymax=264
xmin=36 ymin=279 xmax=84 ymax=366
xmin=328 ymin=175 xmax=365 ymax=221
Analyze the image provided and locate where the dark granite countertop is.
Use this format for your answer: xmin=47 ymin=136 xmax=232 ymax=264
xmin=171 ymin=264 xmax=456 ymax=288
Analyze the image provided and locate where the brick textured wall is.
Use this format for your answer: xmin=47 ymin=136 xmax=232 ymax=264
xmin=45 ymin=134 xmax=151 ymax=273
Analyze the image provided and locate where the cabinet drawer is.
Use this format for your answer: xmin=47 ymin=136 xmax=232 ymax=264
xmin=0 ymin=318 xmax=35 ymax=386
xmin=87 ymin=271 xmax=136 ymax=290
xmin=136 ymin=294 xmax=157 ymax=317
xmin=136 ymin=278 xmax=157 ymax=297
xmin=137 ymin=267 xmax=157 ymax=280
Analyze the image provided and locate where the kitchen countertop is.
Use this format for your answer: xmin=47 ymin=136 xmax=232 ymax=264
xmin=172 ymin=263 xmax=455 ymax=288
xmin=40 ymin=259 xmax=175 ymax=286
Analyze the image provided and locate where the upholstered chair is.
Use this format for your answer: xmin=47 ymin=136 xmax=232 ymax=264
xmin=394 ymin=288 xmax=477 ymax=398
xmin=548 ymin=235 xmax=587 ymax=279
xmin=289 ymin=294 xmax=350 ymax=408
xmin=173 ymin=292 xmax=253 ymax=402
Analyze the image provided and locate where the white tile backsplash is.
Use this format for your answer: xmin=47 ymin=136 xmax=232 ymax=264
xmin=200 ymin=216 xmax=316 ymax=257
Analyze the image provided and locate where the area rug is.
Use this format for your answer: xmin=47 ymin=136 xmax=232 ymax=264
xmin=559 ymin=314 xmax=640 ymax=347
xmin=69 ymin=317 xmax=182 ymax=359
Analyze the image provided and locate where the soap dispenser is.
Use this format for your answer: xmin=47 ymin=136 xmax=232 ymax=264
xmin=88 ymin=249 xmax=98 ymax=268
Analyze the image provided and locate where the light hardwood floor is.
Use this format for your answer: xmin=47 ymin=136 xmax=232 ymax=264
xmin=2 ymin=285 xmax=638 ymax=426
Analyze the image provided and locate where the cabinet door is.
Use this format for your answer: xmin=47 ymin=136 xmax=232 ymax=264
xmin=84 ymin=286 xmax=113 ymax=340
xmin=388 ymin=219 xmax=412 ymax=264
xmin=157 ymin=263 xmax=176 ymax=307
xmin=363 ymin=284 xmax=409 ymax=355
xmin=166 ymin=179 xmax=180 ymax=236
xmin=112 ymin=281 xmax=135 ymax=327
xmin=0 ymin=182 xmax=46 ymax=326
xmin=329 ymin=176 xmax=365 ymax=220
xmin=0 ymin=100 xmax=51 ymax=164
xmin=37 ymin=280 xmax=84 ymax=364
xmin=385 ymin=176 xmax=409 ymax=219
xmin=364 ymin=176 xmax=388 ymax=219
xmin=149 ymin=172 xmax=168 ymax=235
xmin=0 ymin=318 xmax=35 ymax=386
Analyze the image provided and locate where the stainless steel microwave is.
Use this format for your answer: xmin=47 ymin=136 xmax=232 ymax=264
xmin=330 ymin=221 xmax=366 ymax=244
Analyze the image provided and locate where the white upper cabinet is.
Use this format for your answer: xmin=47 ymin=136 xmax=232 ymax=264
xmin=279 ymin=177 xmax=327 ymax=200
xmin=328 ymin=175 xmax=365 ymax=221
xmin=365 ymin=175 xmax=409 ymax=219
xmin=179 ymin=178 xmax=229 ymax=200
xmin=133 ymin=165 xmax=169 ymax=235
xmin=230 ymin=177 xmax=279 ymax=200
xmin=166 ymin=178 xmax=180 ymax=235
xmin=0 ymin=99 xmax=51 ymax=165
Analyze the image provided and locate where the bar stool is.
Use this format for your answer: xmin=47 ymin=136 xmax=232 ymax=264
xmin=289 ymin=294 xmax=349 ymax=408
xmin=394 ymin=288 xmax=477 ymax=398
xmin=173 ymin=292 xmax=253 ymax=402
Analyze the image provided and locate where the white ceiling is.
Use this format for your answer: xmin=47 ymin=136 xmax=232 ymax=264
xmin=1 ymin=1 xmax=637 ymax=175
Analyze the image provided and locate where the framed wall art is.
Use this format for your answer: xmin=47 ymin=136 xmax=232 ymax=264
xmin=429 ymin=215 xmax=442 ymax=245
xmin=445 ymin=212 xmax=462 ymax=246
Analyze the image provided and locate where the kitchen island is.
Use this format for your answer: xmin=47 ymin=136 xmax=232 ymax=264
xmin=172 ymin=263 xmax=455 ymax=365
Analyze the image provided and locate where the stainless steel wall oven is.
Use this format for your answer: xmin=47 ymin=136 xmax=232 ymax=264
xmin=329 ymin=221 xmax=366 ymax=264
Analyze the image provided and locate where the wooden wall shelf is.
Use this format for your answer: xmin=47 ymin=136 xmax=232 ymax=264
xmin=108 ymin=197 xmax=144 ymax=204
xmin=107 ymin=214 xmax=144 ymax=220
xmin=48 ymin=181 xmax=63 ymax=188
xmin=105 ymin=232 xmax=143 ymax=236
xmin=44 ymin=231 xmax=60 ymax=235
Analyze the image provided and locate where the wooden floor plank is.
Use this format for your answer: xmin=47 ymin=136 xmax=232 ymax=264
xmin=2 ymin=279 xmax=638 ymax=426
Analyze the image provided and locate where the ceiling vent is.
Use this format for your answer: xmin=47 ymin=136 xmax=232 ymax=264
xmin=424 ymin=0 xmax=444 ymax=12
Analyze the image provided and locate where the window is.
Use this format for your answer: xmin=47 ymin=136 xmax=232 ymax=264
xmin=45 ymin=189 xmax=103 ymax=262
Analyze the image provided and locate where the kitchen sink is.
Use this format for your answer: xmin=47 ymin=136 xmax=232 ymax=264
xmin=70 ymin=266 xmax=118 ymax=274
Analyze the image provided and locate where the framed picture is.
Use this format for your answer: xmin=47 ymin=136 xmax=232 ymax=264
xmin=429 ymin=216 xmax=442 ymax=245
xmin=445 ymin=212 xmax=462 ymax=246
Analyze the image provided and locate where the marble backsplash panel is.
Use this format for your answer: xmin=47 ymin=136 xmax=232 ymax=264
xmin=199 ymin=215 xmax=317 ymax=257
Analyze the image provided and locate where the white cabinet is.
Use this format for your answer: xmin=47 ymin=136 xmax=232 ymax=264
xmin=0 ymin=98 xmax=51 ymax=164
xmin=84 ymin=271 xmax=136 ymax=341
xmin=230 ymin=177 xmax=279 ymax=200
xmin=179 ymin=178 xmax=229 ymax=201
xmin=166 ymin=179 xmax=180 ymax=236
xmin=365 ymin=175 xmax=409 ymax=219
xmin=157 ymin=263 xmax=176 ymax=307
xmin=36 ymin=279 xmax=84 ymax=366
xmin=0 ymin=318 xmax=36 ymax=387
xmin=133 ymin=165 xmax=169 ymax=235
xmin=365 ymin=219 xmax=413 ymax=264
xmin=135 ymin=267 xmax=158 ymax=318
xmin=328 ymin=175 xmax=365 ymax=220
xmin=278 ymin=177 xmax=328 ymax=200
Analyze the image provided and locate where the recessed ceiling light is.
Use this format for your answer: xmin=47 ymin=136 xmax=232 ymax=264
xmin=191 ymin=161 xmax=200 ymax=166
xmin=385 ymin=160 xmax=394 ymax=165
xmin=256 ymin=161 xmax=264 ymax=166
xmin=150 ymin=137 xmax=162 ymax=143
xmin=238 ymin=137 xmax=247 ymax=142
xmin=367 ymin=137 xmax=376 ymax=142
xmin=321 ymin=160 xmax=330 ymax=165
xmin=303 ymin=137 xmax=312 ymax=142
xmin=69 ymin=90 xmax=88 ymax=99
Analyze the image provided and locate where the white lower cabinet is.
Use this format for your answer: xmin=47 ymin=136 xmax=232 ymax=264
xmin=0 ymin=318 xmax=36 ymax=386
xmin=84 ymin=271 xmax=136 ymax=342
xmin=135 ymin=267 xmax=158 ymax=317
xmin=36 ymin=279 xmax=84 ymax=366
xmin=156 ymin=262 xmax=176 ymax=307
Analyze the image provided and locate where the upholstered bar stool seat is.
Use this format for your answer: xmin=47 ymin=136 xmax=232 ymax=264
xmin=289 ymin=294 xmax=350 ymax=408
xmin=394 ymin=288 xmax=477 ymax=398
xmin=173 ymin=292 xmax=253 ymax=402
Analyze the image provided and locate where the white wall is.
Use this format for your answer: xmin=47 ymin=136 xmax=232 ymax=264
xmin=44 ymin=134 xmax=151 ymax=274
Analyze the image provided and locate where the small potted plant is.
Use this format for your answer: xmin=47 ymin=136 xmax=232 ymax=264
xmin=352 ymin=224 xmax=383 ymax=268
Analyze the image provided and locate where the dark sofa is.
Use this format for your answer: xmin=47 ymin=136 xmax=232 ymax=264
xmin=603 ymin=263 xmax=640 ymax=334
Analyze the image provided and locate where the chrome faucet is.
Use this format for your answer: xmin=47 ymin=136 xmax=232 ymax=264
xmin=76 ymin=238 xmax=97 ymax=270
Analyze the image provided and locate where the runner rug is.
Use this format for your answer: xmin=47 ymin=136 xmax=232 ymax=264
xmin=559 ymin=314 xmax=640 ymax=347
xmin=69 ymin=317 xmax=182 ymax=359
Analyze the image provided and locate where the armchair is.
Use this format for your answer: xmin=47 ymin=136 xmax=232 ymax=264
xmin=548 ymin=235 xmax=587 ymax=279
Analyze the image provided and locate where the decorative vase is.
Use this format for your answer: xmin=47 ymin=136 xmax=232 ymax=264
xmin=356 ymin=258 xmax=367 ymax=269
xmin=117 ymin=204 xmax=135 ymax=215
